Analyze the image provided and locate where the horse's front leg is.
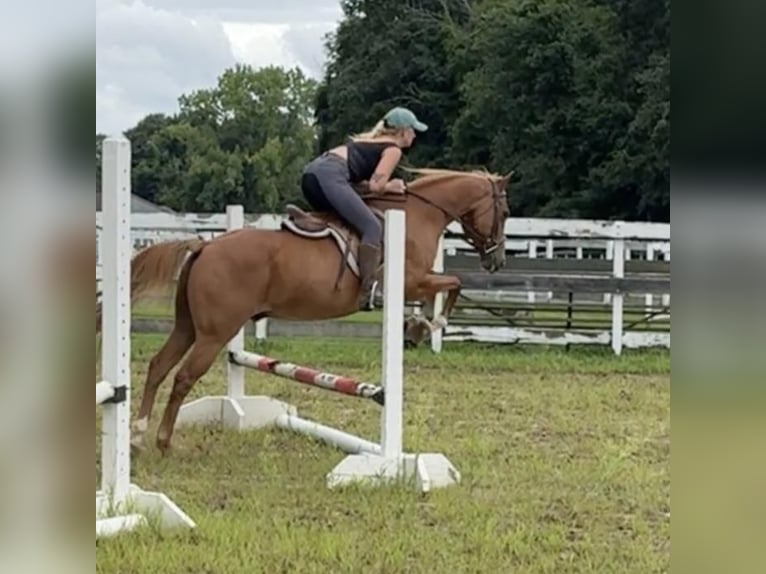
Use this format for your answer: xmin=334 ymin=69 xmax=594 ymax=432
xmin=404 ymin=274 xmax=462 ymax=348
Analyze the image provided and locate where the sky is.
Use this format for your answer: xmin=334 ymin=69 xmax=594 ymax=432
xmin=96 ymin=0 xmax=343 ymax=135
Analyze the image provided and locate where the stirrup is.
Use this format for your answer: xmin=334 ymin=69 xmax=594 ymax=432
xmin=358 ymin=279 xmax=379 ymax=311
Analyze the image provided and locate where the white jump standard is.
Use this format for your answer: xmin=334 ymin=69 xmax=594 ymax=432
xmin=97 ymin=137 xmax=195 ymax=537
xmin=176 ymin=209 xmax=461 ymax=493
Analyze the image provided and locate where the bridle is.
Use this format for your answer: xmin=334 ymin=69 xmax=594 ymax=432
xmin=405 ymin=177 xmax=507 ymax=258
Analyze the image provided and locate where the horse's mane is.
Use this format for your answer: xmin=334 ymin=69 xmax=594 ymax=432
xmin=403 ymin=167 xmax=505 ymax=188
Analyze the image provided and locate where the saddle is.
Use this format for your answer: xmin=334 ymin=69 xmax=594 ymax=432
xmin=281 ymin=203 xmax=387 ymax=284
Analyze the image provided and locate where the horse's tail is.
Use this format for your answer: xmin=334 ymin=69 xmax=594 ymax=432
xmin=171 ymin=240 xmax=204 ymax=332
xmin=96 ymin=238 xmax=206 ymax=333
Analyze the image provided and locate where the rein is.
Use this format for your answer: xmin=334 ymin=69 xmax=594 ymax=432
xmin=403 ymin=179 xmax=507 ymax=257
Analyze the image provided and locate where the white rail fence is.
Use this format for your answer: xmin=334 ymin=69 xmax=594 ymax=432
xmin=96 ymin=208 xmax=670 ymax=354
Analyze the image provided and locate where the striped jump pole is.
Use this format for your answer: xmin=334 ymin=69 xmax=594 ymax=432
xmin=229 ymin=350 xmax=385 ymax=405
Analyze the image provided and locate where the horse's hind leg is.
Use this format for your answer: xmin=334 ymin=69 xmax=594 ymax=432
xmin=131 ymin=323 xmax=194 ymax=451
xmin=155 ymin=336 xmax=225 ymax=455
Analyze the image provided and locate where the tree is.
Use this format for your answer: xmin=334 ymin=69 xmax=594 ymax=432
xmin=316 ymin=0 xmax=474 ymax=167
xmin=124 ymin=114 xmax=178 ymax=204
xmin=146 ymin=122 xmax=245 ymax=212
xmin=451 ymin=0 xmax=667 ymax=218
xmin=104 ymin=0 xmax=669 ymax=220
xmin=585 ymin=52 xmax=669 ymax=220
xmin=121 ymin=64 xmax=318 ymax=213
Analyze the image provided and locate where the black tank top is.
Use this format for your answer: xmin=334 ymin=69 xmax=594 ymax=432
xmin=345 ymin=139 xmax=399 ymax=182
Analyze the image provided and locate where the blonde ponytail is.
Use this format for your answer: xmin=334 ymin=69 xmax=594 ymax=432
xmin=350 ymin=119 xmax=401 ymax=141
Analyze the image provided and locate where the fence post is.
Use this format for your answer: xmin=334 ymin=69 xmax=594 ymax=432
xmin=661 ymin=244 xmax=671 ymax=307
xmin=611 ymin=232 xmax=625 ymax=356
xmin=527 ymin=239 xmax=538 ymax=303
xmin=645 ymin=243 xmax=655 ymax=314
xmin=604 ymin=240 xmax=614 ymax=304
xmin=226 ymin=205 xmax=246 ymax=398
xmin=545 ymin=239 xmax=554 ymax=301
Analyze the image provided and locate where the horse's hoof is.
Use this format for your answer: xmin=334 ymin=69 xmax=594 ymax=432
xmin=130 ymin=438 xmax=145 ymax=457
xmin=156 ymin=438 xmax=172 ymax=457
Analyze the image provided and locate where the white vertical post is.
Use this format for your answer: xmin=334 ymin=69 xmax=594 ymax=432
xmin=611 ymin=236 xmax=625 ymax=356
xmin=661 ymin=244 xmax=670 ymax=307
xmin=224 ymin=204 xmax=268 ymax=341
xmin=604 ymin=240 xmax=614 ymax=304
xmin=238 ymin=208 xmax=269 ymax=342
xmin=97 ymin=137 xmax=195 ymax=535
xmin=430 ymin=234 xmax=445 ymax=353
xmin=545 ymin=239 xmax=554 ymax=301
xmin=380 ymin=210 xmax=405 ymax=457
xmin=576 ymin=245 xmax=583 ymax=260
xmin=254 ymin=316 xmax=268 ymax=341
xmin=100 ymin=137 xmax=132 ymax=501
xmin=645 ymin=243 xmax=655 ymax=313
xmin=527 ymin=240 xmax=538 ymax=303
xmin=226 ymin=205 xmax=246 ymax=398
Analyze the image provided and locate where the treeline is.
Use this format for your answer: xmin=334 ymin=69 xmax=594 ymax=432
xmin=97 ymin=0 xmax=669 ymax=221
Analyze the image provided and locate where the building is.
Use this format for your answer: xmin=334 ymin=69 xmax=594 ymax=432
xmin=96 ymin=192 xmax=176 ymax=214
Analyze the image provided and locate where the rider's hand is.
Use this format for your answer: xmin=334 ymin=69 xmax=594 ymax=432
xmin=387 ymin=178 xmax=407 ymax=194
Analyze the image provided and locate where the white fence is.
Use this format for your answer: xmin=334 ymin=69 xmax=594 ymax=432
xmin=96 ymin=208 xmax=670 ymax=354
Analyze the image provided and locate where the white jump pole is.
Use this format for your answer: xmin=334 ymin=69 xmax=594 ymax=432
xmin=175 ymin=209 xmax=460 ymax=493
xmin=97 ymin=136 xmax=195 ymax=537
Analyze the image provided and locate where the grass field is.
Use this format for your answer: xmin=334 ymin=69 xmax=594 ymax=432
xmin=96 ymin=334 xmax=670 ymax=574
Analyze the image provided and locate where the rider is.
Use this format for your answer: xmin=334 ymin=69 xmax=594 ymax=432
xmin=300 ymin=106 xmax=428 ymax=310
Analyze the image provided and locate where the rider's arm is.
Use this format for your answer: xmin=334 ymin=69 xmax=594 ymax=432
xmin=368 ymin=146 xmax=403 ymax=193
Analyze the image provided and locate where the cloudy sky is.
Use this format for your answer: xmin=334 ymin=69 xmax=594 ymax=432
xmin=96 ymin=0 xmax=343 ymax=135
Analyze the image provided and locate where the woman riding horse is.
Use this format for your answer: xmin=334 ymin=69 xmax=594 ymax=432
xmin=300 ymin=106 xmax=428 ymax=310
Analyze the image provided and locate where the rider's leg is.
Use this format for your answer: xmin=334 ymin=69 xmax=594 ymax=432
xmin=305 ymin=156 xmax=382 ymax=310
xmin=301 ymin=171 xmax=333 ymax=212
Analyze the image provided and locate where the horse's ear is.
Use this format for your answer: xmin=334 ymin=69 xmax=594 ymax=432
xmin=501 ymin=170 xmax=514 ymax=187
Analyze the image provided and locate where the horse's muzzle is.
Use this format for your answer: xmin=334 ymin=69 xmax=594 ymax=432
xmin=480 ymin=246 xmax=506 ymax=273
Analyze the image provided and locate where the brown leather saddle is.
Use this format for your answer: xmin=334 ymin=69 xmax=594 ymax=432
xmin=281 ymin=203 xmax=387 ymax=284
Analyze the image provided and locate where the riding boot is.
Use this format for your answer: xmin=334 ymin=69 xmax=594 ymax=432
xmin=357 ymin=242 xmax=381 ymax=311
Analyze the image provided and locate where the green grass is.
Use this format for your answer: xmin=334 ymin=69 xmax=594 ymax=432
xmin=97 ymin=335 xmax=670 ymax=574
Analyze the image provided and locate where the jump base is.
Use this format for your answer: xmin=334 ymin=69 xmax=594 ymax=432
xmin=327 ymin=453 xmax=461 ymax=493
xmin=96 ymin=484 xmax=196 ymax=538
xmin=176 ymin=395 xmax=296 ymax=430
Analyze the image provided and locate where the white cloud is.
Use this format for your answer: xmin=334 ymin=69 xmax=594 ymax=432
xmin=97 ymin=0 xmax=236 ymax=134
xmin=282 ymin=22 xmax=337 ymax=78
xmin=96 ymin=0 xmax=343 ymax=134
xmin=222 ymin=20 xmax=336 ymax=79
xmin=222 ymin=22 xmax=293 ymax=72
xmin=140 ymin=0 xmax=342 ymax=23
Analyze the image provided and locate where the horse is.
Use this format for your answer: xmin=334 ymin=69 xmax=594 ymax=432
xmin=119 ymin=167 xmax=511 ymax=454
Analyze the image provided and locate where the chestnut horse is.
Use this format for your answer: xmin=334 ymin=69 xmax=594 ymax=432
xmin=122 ymin=168 xmax=510 ymax=454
